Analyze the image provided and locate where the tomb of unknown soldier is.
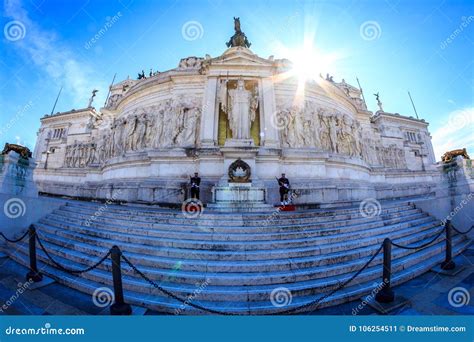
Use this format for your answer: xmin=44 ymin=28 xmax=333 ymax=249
xmin=0 ymin=18 xmax=472 ymax=316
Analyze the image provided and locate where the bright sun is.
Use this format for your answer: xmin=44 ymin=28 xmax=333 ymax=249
xmin=272 ymin=34 xmax=342 ymax=101
xmin=290 ymin=47 xmax=335 ymax=83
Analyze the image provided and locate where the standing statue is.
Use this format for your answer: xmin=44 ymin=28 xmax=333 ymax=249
xmin=137 ymin=70 xmax=146 ymax=80
xmin=87 ymin=90 xmax=98 ymax=108
xmin=226 ymin=17 xmax=252 ymax=48
xmin=327 ymin=115 xmax=338 ymax=153
xmin=134 ymin=113 xmax=148 ymax=150
xmin=228 ymin=79 xmax=256 ymax=140
xmin=374 ymin=92 xmax=383 ymax=111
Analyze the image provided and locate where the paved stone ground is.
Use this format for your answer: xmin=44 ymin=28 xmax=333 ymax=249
xmin=0 ymin=244 xmax=472 ymax=316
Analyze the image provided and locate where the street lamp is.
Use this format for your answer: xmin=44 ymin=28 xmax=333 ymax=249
xmin=44 ymin=150 xmax=52 ymax=169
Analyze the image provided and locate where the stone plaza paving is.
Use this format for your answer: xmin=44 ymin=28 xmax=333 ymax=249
xmin=0 ymin=244 xmax=471 ymax=316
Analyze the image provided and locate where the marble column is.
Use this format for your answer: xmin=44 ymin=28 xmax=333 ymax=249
xmin=260 ymin=77 xmax=279 ymax=148
xmin=199 ymin=77 xmax=218 ymax=147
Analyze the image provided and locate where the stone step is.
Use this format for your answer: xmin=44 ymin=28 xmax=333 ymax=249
xmin=32 ymin=222 xmax=440 ymax=272
xmin=32 ymin=218 xmax=440 ymax=264
xmin=55 ymin=205 xmax=413 ymax=231
xmin=41 ymin=209 xmax=429 ymax=243
xmin=61 ymin=200 xmax=415 ymax=226
xmin=8 ymin=197 xmax=468 ymax=313
xmin=49 ymin=206 xmax=424 ymax=234
xmin=33 ymin=215 xmax=439 ymax=253
xmin=9 ymin=239 xmax=470 ymax=313
xmin=12 ymin=223 xmax=448 ymax=286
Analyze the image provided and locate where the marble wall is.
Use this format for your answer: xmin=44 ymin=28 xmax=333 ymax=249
xmin=31 ymin=47 xmax=440 ymax=205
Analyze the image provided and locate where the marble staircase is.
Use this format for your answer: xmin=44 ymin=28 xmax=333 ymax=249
xmin=7 ymin=199 xmax=471 ymax=314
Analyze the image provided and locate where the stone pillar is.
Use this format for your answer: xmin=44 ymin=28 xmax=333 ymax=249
xmin=0 ymin=153 xmax=39 ymax=252
xmin=260 ymin=77 xmax=279 ymax=148
xmin=0 ymin=153 xmax=38 ymax=198
xmin=200 ymin=77 xmax=218 ymax=147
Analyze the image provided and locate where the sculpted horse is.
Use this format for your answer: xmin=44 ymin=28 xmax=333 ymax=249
xmin=441 ymin=148 xmax=470 ymax=163
xmin=1 ymin=143 xmax=32 ymax=159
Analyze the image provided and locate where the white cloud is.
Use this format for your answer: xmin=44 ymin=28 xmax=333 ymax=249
xmin=432 ymin=107 xmax=474 ymax=160
xmin=4 ymin=0 xmax=107 ymax=108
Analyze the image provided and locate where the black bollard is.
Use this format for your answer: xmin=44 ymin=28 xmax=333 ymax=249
xmin=26 ymin=225 xmax=43 ymax=282
xmin=441 ymin=220 xmax=456 ymax=270
xmin=110 ymin=246 xmax=132 ymax=315
xmin=375 ymin=238 xmax=395 ymax=303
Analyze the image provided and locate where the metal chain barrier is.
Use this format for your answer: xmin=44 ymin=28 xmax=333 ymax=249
xmin=13 ymin=212 xmax=464 ymax=314
xmin=452 ymin=224 xmax=474 ymax=235
xmin=121 ymin=253 xmax=237 ymax=315
xmin=0 ymin=229 xmax=29 ymax=243
xmin=390 ymin=224 xmax=445 ymax=250
xmin=122 ymin=242 xmax=384 ymax=315
xmin=35 ymin=233 xmax=111 ymax=275
xmin=274 ymin=243 xmax=384 ymax=315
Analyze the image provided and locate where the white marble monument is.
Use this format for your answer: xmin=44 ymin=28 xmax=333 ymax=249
xmin=31 ymin=21 xmax=440 ymax=207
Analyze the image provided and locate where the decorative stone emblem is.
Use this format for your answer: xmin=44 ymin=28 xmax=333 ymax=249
xmin=228 ymin=158 xmax=251 ymax=183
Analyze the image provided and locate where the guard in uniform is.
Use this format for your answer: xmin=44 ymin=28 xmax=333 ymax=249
xmin=277 ymin=173 xmax=290 ymax=205
xmin=190 ymin=172 xmax=201 ymax=200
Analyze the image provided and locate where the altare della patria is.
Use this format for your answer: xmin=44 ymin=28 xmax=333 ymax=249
xmin=0 ymin=18 xmax=472 ymax=315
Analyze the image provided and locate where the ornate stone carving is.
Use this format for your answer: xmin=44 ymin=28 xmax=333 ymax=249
xmin=64 ymin=141 xmax=97 ymax=168
xmin=178 ymin=56 xmax=204 ymax=69
xmin=377 ymin=144 xmax=407 ymax=169
xmin=228 ymin=158 xmax=251 ymax=183
xmin=76 ymin=97 xmax=203 ymax=166
xmin=276 ymin=101 xmax=366 ymax=158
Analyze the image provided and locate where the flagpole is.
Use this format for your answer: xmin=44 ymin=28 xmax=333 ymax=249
xmin=104 ymin=73 xmax=117 ymax=107
xmin=50 ymin=86 xmax=63 ymax=115
xmin=407 ymin=91 xmax=419 ymax=119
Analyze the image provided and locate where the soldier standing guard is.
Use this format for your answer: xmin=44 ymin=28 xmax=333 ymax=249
xmin=190 ymin=172 xmax=201 ymax=200
xmin=277 ymin=173 xmax=290 ymax=205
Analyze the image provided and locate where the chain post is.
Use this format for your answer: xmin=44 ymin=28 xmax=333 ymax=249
xmin=441 ymin=220 xmax=456 ymax=270
xmin=26 ymin=225 xmax=43 ymax=282
xmin=375 ymin=238 xmax=395 ymax=303
xmin=109 ymin=245 xmax=132 ymax=315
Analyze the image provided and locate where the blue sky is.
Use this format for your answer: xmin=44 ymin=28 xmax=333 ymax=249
xmin=1 ymin=0 xmax=473 ymax=160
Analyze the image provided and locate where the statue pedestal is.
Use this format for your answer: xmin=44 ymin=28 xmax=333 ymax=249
xmin=0 ymin=153 xmax=38 ymax=198
xmin=223 ymin=139 xmax=255 ymax=148
xmin=209 ymin=183 xmax=273 ymax=212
